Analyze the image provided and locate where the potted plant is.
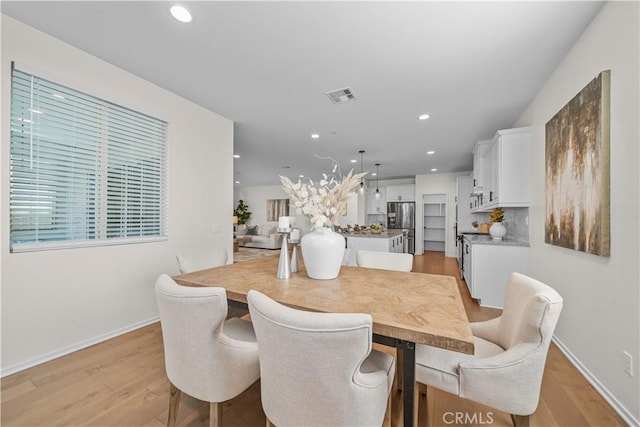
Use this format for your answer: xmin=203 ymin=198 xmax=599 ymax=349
xmin=233 ymin=200 xmax=252 ymax=233
xmin=489 ymin=207 xmax=504 ymax=223
xmin=489 ymin=207 xmax=506 ymax=241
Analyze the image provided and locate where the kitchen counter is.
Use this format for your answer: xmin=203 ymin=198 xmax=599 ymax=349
xmin=463 ymin=234 xmax=529 ymax=247
xmin=338 ymin=229 xmax=404 ymax=239
xmin=458 ymin=229 xmax=488 ymax=235
xmin=341 ymin=230 xmax=407 ymax=266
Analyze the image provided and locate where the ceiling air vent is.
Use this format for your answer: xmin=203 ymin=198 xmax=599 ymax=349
xmin=325 ymin=87 xmax=356 ymax=104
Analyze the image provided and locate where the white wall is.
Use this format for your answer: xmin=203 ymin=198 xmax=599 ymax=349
xmin=415 ymin=172 xmax=470 ymax=257
xmin=516 ymin=2 xmax=639 ymax=423
xmin=237 ymin=185 xmax=361 ymax=234
xmin=237 ymin=185 xmax=313 ymax=233
xmin=1 ymin=16 xmax=234 ymax=373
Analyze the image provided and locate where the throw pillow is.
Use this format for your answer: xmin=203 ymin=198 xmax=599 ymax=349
xmin=246 ymin=225 xmax=258 ymax=235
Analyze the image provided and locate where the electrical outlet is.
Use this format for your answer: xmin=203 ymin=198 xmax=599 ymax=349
xmin=212 ymin=224 xmax=221 ymax=233
xmin=623 ymin=351 xmax=633 ymax=376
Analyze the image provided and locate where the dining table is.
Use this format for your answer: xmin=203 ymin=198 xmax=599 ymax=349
xmin=174 ymin=255 xmax=474 ymax=427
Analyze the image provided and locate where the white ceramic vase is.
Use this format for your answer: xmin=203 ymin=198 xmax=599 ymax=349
xmin=489 ymin=222 xmax=507 ymax=241
xmin=300 ymin=227 xmax=345 ymax=280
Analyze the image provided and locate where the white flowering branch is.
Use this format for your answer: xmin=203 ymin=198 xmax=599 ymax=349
xmin=280 ymin=157 xmax=367 ymax=230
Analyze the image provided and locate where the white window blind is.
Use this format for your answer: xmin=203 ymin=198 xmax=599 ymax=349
xmin=9 ymin=66 xmax=168 ymax=252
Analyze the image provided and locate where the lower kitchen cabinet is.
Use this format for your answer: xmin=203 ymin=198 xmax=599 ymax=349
xmin=466 ymin=242 xmax=529 ymax=309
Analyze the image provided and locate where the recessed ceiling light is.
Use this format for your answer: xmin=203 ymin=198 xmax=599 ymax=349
xmin=311 ymin=133 xmax=320 ymax=139
xmin=350 ymin=159 xmax=357 ymax=163
xmin=372 ymin=173 xmax=377 ymax=176
xmin=299 ymin=175 xmax=304 ymax=178
xmin=235 ymin=180 xmax=240 ymax=184
xmin=233 ymin=154 xmax=240 ymax=158
xmin=427 ymin=151 xmax=435 ymax=155
xmin=431 ymin=168 xmax=438 ymax=172
xmin=418 ymin=114 xmax=430 ymax=121
xmin=170 ymin=5 xmax=192 ymax=23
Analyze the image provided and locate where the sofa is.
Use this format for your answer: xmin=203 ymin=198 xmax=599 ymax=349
xmin=238 ymin=224 xmax=283 ymax=249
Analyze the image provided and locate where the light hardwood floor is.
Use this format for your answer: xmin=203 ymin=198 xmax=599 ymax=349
xmin=1 ymin=252 xmax=626 ymax=426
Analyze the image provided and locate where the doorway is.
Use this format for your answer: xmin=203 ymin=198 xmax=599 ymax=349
xmin=422 ymin=193 xmax=447 ymax=252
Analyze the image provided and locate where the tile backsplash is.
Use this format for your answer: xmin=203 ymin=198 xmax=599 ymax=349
xmin=477 ymin=207 xmax=529 ymax=242
xmin=502 ymin=208 xmax=529 ymax=242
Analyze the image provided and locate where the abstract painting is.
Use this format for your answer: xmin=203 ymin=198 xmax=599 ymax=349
xmin=545 ymin=70 xmax=610 ymax=256
xmin=266 ymin=198 xmax=289 ymax=222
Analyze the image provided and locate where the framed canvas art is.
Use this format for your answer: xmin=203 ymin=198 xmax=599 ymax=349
xmin=545 ymin=70 xmax=610 ymax=256
xmin=266 ymin=198 xmax=289 ymax=222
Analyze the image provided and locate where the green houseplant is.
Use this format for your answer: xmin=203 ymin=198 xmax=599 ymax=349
xmin=233 ymin=200 xmax=252 ymax=225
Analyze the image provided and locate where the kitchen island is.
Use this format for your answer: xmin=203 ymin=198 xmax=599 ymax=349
xmin=339 ymin=229 xmax=406 ymax=266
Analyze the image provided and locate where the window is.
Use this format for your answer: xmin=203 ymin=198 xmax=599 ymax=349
xmin=9 ymin=66 xmax=168 ymax=252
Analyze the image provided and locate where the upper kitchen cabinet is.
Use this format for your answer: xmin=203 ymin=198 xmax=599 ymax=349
xmin=366 ymin=186 xmax=387 ymax=215
xmin=470 ymin=140 xmax=491 ymax=212
xmin=386 ymin=184 xmax=415 ymax=202
xmin=472 ymin=140 xmax=491 ymax=191
xmin=480 ymin=127 xmax=531 ymax=210
xmin=456 ymin=176 xmax=476 ymax=230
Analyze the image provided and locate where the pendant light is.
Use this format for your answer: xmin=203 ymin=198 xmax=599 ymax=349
xmin=358 ymin=150 xmax=366 ymax=194
xmin=374 ymin=163 xmax=381 ymax=200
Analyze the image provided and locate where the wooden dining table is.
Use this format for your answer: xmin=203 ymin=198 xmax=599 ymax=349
xmin=174 ymin=256 xmax=474 ymax=427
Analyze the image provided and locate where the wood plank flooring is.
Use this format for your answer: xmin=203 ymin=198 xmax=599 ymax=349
xmin=1 ymin=251 xmax=626 ymax=426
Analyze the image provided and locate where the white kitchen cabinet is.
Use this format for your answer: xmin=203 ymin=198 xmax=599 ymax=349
xmin=456 ymin=176 xmax=475 ymax=231
xmin=366 ymin=186 xmax=387 ymax=215
xmin=388 ymin=233 xmax=404 ymax=253
xmin=472 ymin=140 xmax=491 ymax=190
xmin=462 ymin=237 xmax=472 ymax=290
xmin=386 ymin=184 xmax=415 ymax=202
xmin=471 ymin=140 xmax=491 ymax=213
xmin=481 ymin=127 xmax=531 ymax=210
xmin=467 ymin=241 xmax=529 ymax=308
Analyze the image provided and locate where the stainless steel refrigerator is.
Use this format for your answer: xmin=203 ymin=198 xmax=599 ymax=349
xmin=387 ymin=202 xmax=415 ymax=254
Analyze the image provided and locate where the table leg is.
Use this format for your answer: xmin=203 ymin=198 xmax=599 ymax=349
xmin=372 ymin=335 xmax=417 ymax=427
xmin=398 ymin=340 xmax=416 ymax=427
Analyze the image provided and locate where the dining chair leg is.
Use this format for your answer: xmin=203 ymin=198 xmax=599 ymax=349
xmin=383 ymin=391 xmax=392 ymax=427
xmin=418 ymin=383 xmax=428 ymax=426
xmin=209 ymin=402 xmax=222 ymax=427
xmin=167 ymin=382 xmax=181 ymax=427
xmin=266 ymin=417 xmax=275 ymax=427
xmin=413 ymin=381 xmax=420 ymax=427
xmin=395 ymin=349 xmax=404 ymax=392
xmin=510 ymin=414 xmax=530 ymax=427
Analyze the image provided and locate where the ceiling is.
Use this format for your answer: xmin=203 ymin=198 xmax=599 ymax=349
xmin=2 ymin=1 xmax=604 ymax=187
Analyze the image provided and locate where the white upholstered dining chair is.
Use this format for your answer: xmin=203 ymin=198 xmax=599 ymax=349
xmin=176 ymin=248 xmax=228 ymax=273
xmin=356 ymin=249 xmax=413 ymax=272
xmin=415 ymin=272 xmax=563 ymax=427
xmin=247 ymin=290 xmax=395 ymax=427
xmin=155 ymin=274 xmax=260 ymax=427
xmin=356 ymin=248 xmax=413 ymax=392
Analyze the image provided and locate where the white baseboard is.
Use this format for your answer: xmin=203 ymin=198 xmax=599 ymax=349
xmin=0 ymin=316 xmax=160 ymax=378
xmin=552 ymin=335 xmax=639 ymax=427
